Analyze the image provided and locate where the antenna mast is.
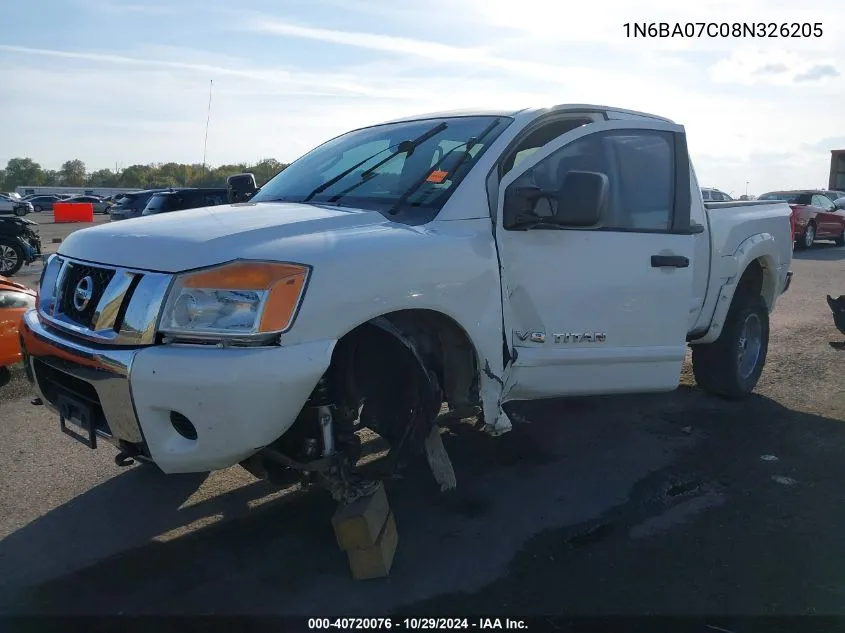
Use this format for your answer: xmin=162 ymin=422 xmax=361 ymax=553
xmin=201 ymin=79 xmax=213 ymax=182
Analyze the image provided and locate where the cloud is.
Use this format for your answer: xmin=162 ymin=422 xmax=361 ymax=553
xmin=74 ymin=0 xmax=188 ymax=14
xmin=754 ymin=63 xmax=788 ymax=75
xmin=794 ymin=64 xmax=840 ymax=82
xmin=708 ymin=47 xmax=843 ymax=87
xmin=0 ymin=45 xmax=427 ymax=99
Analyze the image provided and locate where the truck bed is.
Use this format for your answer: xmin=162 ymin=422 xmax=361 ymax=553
xmin=704 ymin=200 xmax=793 ymax=261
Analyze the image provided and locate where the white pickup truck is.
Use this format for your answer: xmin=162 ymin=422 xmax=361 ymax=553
xmin=20 ymin=104 xmax=794 ymax=502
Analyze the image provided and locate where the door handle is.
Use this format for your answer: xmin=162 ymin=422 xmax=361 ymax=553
xmin=651 ymin=255 xmax=689 ymax=268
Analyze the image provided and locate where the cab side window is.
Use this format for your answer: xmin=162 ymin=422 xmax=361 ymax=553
xmin=501 ymin=118 xmax=594 ymax=178
xmin=506 ymin=130 xmax=675 ymax=232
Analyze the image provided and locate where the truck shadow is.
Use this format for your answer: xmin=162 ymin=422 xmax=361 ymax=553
xmin=3 ymin=386 xmax=845 ymax=616
xmin=792 ymin=242 xmax=845 ymax=261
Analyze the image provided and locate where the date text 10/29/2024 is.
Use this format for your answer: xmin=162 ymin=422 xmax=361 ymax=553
xmin=623 ymin=22 xmax=823 ymax=38
xmin=308 ymin=618 xmax=528 ymax=630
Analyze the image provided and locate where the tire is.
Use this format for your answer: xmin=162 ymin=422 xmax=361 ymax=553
xmin=0 ymin=240 xmax=24 ymax=276
xmin=796 ymin=222 xmax=815 ymax=250
xmin=33 ymin=205 xmax=42 ymax=212
xmin=691 ymin=293 xmax=769 ymax=400
xmin=13 ymin=207 xmax=27 ymax=217
xmin=835 ymin=229 xmax=845 ymax=247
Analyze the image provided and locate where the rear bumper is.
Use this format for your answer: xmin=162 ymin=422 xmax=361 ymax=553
xmin=19 ymin=309 xmax=337 ymax=473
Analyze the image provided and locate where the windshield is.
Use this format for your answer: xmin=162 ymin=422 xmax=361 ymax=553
xmin=251 ymin=116 xmax=510 ymax=220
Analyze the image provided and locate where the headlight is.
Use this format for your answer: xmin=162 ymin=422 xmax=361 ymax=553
xmin=159 ymin=260 xmax=310 ymax=338
xmin=0 ymin=290 xmax=36 ymax=310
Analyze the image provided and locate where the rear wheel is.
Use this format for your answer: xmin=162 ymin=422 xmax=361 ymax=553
xmin=835 ymin=229 xmax=845 ymax=247
xmin=0 ymin=240 xmax=24 ymax=276
xmin=691 ymin=293 xmax=769 ymax=399
xmin=33 ymin=205 xmax=43 ymax=212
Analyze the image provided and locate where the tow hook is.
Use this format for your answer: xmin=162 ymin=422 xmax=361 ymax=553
xmin=115 ymin=450 xmax=137 ymax=467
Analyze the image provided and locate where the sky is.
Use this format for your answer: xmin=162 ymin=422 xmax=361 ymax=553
xmin=0 ymin=0 xmax=842 ymax=196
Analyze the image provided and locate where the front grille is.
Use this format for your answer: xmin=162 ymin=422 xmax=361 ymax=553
xmin=59 ymin=263 xmax=115 ymax=328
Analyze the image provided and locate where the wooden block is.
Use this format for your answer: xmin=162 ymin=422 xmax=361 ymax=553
xmin=347 ymin=511 xmax=398 ymax=580
xmin=331 ymin=483 xmax=389 ymax=551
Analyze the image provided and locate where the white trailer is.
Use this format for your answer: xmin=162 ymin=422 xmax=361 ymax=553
xmin=15 ymin=186 xmax=142 ymax=198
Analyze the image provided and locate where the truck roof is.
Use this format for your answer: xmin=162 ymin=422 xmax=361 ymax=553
xmin=380 ymin=104 xmax=675 ymax=125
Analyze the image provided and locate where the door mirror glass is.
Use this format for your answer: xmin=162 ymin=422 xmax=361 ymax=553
xmin=554 ymin=170 xmax=609 ymax=227
xmin=503 ymin=171 xmax=608 ymax=229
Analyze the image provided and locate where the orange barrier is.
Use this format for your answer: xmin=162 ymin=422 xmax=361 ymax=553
xmin=53 ymin=202 xmax=94 ymax=223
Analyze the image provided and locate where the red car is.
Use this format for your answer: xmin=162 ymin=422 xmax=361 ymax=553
xmin=758 ymin=190 xmax=845 ymax=249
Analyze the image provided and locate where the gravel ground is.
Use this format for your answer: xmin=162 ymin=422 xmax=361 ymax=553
xmin=0 ymin=222 xmax=844 ymax=617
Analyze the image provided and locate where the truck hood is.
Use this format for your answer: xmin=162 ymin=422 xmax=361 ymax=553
xmin=57 ymin=202 xmax=398 ymax=273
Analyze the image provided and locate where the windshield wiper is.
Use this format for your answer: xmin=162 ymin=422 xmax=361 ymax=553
xmin=303 ymin=121 xmax=448 ymax=204
xmin=386 ymin=118 xmax=501 ymax=215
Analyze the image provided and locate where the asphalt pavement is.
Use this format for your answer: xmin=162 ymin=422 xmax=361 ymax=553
xmin=1 ymin=219 xmax=844 ymax=617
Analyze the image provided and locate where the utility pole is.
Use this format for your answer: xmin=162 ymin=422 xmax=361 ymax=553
xmin=746 ymin=181 xmax=749 ymax=197
xmin=201 ymin=79 xmax=213 ymax=184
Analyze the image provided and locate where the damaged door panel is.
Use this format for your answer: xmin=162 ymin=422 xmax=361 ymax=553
xmin=495 ymin=120 xmax=696 ymax=400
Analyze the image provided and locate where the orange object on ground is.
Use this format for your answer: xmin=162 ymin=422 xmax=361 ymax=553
xmin=0 ymin=275 xmax=37 ymax=369
xmin=53 ymin=202 xmax=94 ymax=223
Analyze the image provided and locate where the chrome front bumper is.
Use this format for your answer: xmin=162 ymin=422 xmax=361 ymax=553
xmin=20 ymin=309 xmax=147 ymax=450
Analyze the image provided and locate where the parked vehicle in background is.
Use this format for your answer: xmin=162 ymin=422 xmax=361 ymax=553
xmin=108 ymin=189 xmax=166 ymax=221
xmin=25 ymin=194 xmax=61 ymax=212
xmin=821 ymin=190 xmax=845 ymax=206
xmin=1 ymin=192 xmax=22 ymax=201
xmin=0 ymin=275 xmax=37 ymax=388
xmin=701 ymin=188 xmax=734 ymax=202
xmin=0 ymin=216 xmax=41 ymax=275
xmin=0 ymin=198 xmax=33 ymax=217
xmin=64 ymin=195 xmax=110 ymax=214
xmin=141 ymin=188 xmax=228 ymax=217
xmin=20 ymin=104 xmax=793 ymax=498
xmin=758 ymin=190 xmax=845 ymax=249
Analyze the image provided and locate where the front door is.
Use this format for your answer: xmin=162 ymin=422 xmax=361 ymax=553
xmin=811 ymin=193 xmax=840 ymax=237
xmin=495 ymin=120 xmax=698 ymax=400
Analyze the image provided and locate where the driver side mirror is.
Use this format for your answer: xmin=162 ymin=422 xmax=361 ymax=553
xmin=227 ymin=173 xmax=257 ymax=203
xmin=503 ymin=170 xmax=609 ymax=229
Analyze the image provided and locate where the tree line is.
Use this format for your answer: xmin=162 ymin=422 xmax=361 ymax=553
xmin=0 ymin=157 xmax=290 ymax=191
